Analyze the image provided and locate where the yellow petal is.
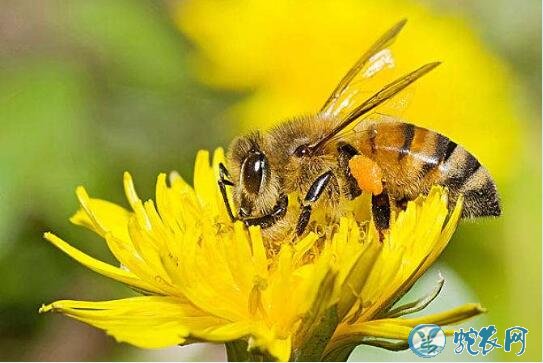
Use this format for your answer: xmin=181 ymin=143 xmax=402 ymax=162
xmin=267 ymin=336 xmax=292 ymax=362
xmin=39 ymin=296 xmax=226 ymax=349
xmin=416 ymin=193 xmax=464 ymax=277
xmin=330 ymin=303 xmax=485 ymax=349
xmin=381 ymin=302 xmax=486 ymax=327
xmin=70 ymin=186 xmax=139 ymax=266
xmin=40 ymin=296 xmax=292 ymax=361
xmin=42 ymin=149 xmax=475 ymax=361
xmin=43 ymin=232 xmax=161 ymax=295
xmin=337 ymin=239 xmax=381 ymax=320
xmin=336 ymin=321 xmax=413 ymax=341
xmin=194 ymin=150 xmax=220 ymax=216
xmin=357 ymin=186 xmax=456 ymax=321
xmin=70 ymin=186 xmax=132 ymax=243
xmin=250 ymin=334 xmax=292 ymax=362
xmin=123 ymin=172 xmax=151 ymax=230
xmin=248 ymin=226 xmax=268 ymax=276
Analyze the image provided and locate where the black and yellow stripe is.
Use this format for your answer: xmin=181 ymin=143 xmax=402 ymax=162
xmin=355 ymin=121 xmax=501 ymax=218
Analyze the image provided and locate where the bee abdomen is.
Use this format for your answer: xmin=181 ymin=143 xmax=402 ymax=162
xmin=439 ymin=140 xmax=501 ymax=218
xmin=356 ymin=122 xmax=501 ymax=218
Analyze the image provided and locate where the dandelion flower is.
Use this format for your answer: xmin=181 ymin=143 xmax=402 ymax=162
xmin=40 ymin=148 xmax=484 ymax=361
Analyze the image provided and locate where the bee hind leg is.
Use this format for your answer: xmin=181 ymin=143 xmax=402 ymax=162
xmin=337 ymin=143 xmax=362 ymax=200
xmin=372 ymin=189 xmax=391 ymax=241
xmin=394 ymin=196 xmax=409 ymax=211
xmin=295 ymin=171 xmax=334 ymax=236
xmin=337 ymin=142 xmax=390 ymax=241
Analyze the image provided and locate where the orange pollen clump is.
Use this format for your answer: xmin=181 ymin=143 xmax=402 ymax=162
xmin=348 ymin=155 xmax=384 ymax=195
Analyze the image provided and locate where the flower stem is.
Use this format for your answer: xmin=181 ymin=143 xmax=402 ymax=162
xmin=225 ymin=340 xmax=276 ymax=362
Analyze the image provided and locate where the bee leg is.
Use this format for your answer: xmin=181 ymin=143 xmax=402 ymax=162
xmin=337 ymin=143 xmax=362 ymax=200
xmin=218 ymin=162 xmax=237 ymax=221
xmin=372 ymin=189 xmax=391 ymax=241
xmin=244 ymin=195 xmax=288 ymax=229
xmin=295 ymin=171 xmax=334 ymax=236
xmin=296 ymin=205 xmax=312 ymax=236
xmin=395 ymin=196 xmax=409 ymax=211
xmin=338 ymin=142 xmax=389 ymax=239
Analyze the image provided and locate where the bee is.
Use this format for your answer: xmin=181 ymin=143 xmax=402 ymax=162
xmin=218 ymin=19 xmax=501 ymax=241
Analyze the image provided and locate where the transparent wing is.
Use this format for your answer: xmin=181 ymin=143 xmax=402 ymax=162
xmin=320 ymin=19 xmax=411 ymax=120
xmin=322 ymin=112 xmax=404 ymax=147
xmin=311 ymin=62 xmax=440 ymax=151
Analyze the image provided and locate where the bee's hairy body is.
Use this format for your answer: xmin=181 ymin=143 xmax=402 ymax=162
xmin=351 ymin=121 xmax=500 ymax=218
xmin=218 ymin=20 xmax=501 ymax=241
xmin=227 ymin=116 xmax=342 ymax=240
xmin=225 ymin=116 xmax=500 ymax=240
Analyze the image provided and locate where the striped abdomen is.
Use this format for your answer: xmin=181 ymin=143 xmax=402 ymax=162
xmin=352 ymin=121 xmax=501 ymax=218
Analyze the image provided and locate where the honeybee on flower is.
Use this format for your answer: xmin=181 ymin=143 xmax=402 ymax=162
xmin=39 ymin=18 xmax=495 ymax=363
xmin=40 ymin=148 xmax=485 ymax=361
xmin=220 ymin=20 xmax=500 ymax=243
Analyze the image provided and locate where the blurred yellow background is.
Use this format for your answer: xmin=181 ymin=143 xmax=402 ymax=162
xmin=0 ymin=0 xmax=540 ymax=361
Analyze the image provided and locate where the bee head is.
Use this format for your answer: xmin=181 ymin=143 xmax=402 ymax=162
xmin=226 ymin=132 xmax=282 ymax=218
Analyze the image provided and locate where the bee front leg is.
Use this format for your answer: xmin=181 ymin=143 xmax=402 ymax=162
xmin=295 ymin=171 xmax=334 ymax=236
xmin=218 ymin=163 xmax=237 ymax=222
xmin=243 ymin=194 xmax=288 ymax=229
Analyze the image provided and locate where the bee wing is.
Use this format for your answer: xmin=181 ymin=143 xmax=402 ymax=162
xmin=320 ymin=19 xmax=408 ymax=119
xmin=311 ymin=62 xmax=440 ymax=152
xmin=323 ymin=113 xmax=403 ymax=146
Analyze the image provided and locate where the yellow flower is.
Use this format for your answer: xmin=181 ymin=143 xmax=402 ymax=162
xmin=174 ymin=0 xmax=520 ymax=182
xmin=40 ymin=149 xmax=483 ymax=361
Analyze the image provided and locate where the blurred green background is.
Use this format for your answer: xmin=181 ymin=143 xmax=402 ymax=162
xmin=0 ymin=0 xmax=540 ymax=361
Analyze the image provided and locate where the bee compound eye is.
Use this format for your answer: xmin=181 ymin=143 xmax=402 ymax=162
xmin=294 ymin=144 xmax=311 ymax=157
xmin=241 ymin=152 xmax=266 ymax=195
